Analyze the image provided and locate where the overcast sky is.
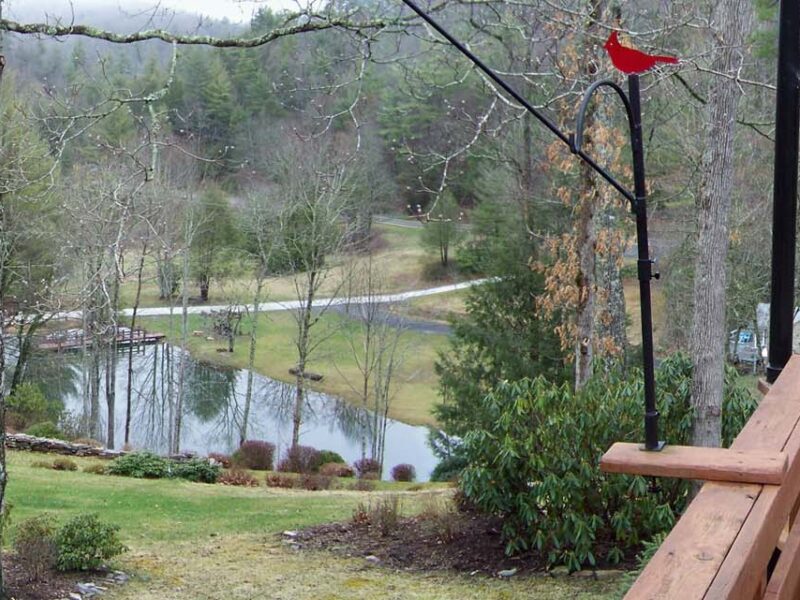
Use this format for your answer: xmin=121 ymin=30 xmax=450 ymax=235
xmin=7 ymin=0 xmax=301 ymax=24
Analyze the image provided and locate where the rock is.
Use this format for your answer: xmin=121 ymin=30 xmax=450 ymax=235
xmin=282 ymin=530 xmax=298 ymax=539
xmin=70 ymin=594 xmax=82 ymax=600
xmin=364 ymin=555 xmax=380 ymax=565
xmin=497 ymin=568 xmax=517 ymax=578
xmin=595 ymin=569 xmax=623 ymax=580
xmin=206 ymin=336 xmax=215 ymax=342
xmin=549 ymin=566 xmax=570 ymax=577
xmin=571 ymin=570 xmax=595 ymax=579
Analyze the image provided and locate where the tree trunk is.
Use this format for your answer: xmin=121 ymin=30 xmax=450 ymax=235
xmin=690 ymin=0 xmax=753 ymax=448
xmin=240 ymin=277 xmax=263 ymax=446
xmin=291 ymin=271 xmax=316 ymax=449
xmin=173 ymin=246 xmax=191 ymax=453
xmin=125 ymin=248 xmax=146 ymax=445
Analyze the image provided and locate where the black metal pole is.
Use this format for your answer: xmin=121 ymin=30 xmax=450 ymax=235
xmin=628 ymin=75 xmax=662 ymax=451
xmin=766 ymin=0 xmax=800 ymax=384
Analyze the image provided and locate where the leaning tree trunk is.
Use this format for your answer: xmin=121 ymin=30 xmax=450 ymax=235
xmin=690 ymin=0 xmax=753 ymax=448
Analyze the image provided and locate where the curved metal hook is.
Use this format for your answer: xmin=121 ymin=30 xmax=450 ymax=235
xmin=571 ymin=79 xmax=635 ymax=155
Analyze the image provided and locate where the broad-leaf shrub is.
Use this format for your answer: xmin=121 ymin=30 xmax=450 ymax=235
xmin=172 ymin=458 xmax=221 ymax=483
xmin=55 ymin=514 xmax=126 ymax=571
xmin=459 ymin=354 xmax=757 ymax=570
xmin=108 ymin=452 xmax=171 ymax=479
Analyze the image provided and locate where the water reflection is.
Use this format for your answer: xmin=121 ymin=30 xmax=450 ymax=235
xmin=33 ymin=343 xmax=438 ymax=481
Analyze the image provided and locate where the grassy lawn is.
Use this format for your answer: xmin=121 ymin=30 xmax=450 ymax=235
xmin=140 ymin=310 xmax=448 ymax=427
xmin=6 ymin=451 xmax=622 ymax=599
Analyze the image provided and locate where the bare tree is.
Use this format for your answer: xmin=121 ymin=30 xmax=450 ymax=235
xmin=270 ymin=138 xmax=356 ymax=449
xmin=340 ymin=254 xmax=406 ymax=469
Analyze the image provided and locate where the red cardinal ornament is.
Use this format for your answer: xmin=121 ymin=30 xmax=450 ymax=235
xmin=604 ymin=31 xmax=678 ymax=74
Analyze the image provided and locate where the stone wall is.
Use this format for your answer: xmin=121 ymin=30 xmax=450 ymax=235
xmin=5 ymin=433 xmax=198 ymax=461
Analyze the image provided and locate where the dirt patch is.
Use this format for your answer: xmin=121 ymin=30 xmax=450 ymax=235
xmin=3 ymin=553 xmax=84 ymax=600
xmin=299 ymin=511 xmax=535 ymax=575
xmin=296 ymin=510 xmax=639 ymax=577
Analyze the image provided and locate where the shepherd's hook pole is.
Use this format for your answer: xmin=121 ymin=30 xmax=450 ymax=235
xmin=401 ymin=0 xmax=663 ymax=450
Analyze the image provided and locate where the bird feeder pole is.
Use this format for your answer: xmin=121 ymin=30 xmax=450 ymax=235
xmin=766 ymin=0 xmax=800 ymax=384
xmin=400 ymin=0 xmax=667 ymax=450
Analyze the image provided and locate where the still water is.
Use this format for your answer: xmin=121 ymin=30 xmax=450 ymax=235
xmin=26 ymin=343 xmax=439 ymax=481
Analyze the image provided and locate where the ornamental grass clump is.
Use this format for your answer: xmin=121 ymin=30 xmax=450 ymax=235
xmin=458 ymin=354 xmax=757 ymax=571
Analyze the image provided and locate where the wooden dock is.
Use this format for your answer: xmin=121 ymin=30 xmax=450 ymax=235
xmin=36 ymin=326 xmax=166 ymax=352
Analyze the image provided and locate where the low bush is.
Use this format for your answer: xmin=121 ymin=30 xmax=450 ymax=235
xmin=353 ymin=458 xmax=381 ymax=479
xmin=25 ymin=422 xmax=66 ymax=440
xmin=208 ymin=452 xmax=232 ymax=468
xmin=232 ymin=440 xmax=275 ymax=471
xmin=172 ymin=458 xmax=220 ymax=483
xmin=317 ymin=450 xmax=345 ymax=465
xmin=83 ymin=463 xmax=107 ymax=475
xmin=298 ymin=474 xmax=332 ymax=491
xmin=319 ymin=462 xmax=354 ymax=478
xmin=458 ymin=354 xmax=758 ymax=570
xmin=14 ymin=515 xmax=57 ymax=581
xmin=55 ymin=514 xmax=126 ymax=571
xmin=108 ymin=452 xmax=171 ymax=479
xmin=218 ymin=469 xmax=258 ymax=487
xmin=265 ymin=473 xmax=296 ymax=489
xmin=52 ymin=458 xmax=78 ymax=472
xmin=348 ymin=478 xmax=376 ymax=492
xmin=390 ymin=463 xmax=416 ymax=482
xmin=276 ymin=445 xmax=322 ymax=474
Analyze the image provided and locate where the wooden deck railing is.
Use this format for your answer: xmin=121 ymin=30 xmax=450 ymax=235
xmin=612 ymin=354 xmax=800 ymax=599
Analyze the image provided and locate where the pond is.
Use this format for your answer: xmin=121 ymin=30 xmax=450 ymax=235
xmin=24 ymin=343 xmax=440 ymax=481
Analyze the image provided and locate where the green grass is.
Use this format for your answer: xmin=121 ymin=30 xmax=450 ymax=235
xmin=140 ymin=310 xmax=447 ymax=427
xmin=6 ymin=451 xmax=622 ymax=600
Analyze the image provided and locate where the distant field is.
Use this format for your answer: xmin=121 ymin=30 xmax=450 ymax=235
xmin=112 ymin=224 xmax=469 ymax=310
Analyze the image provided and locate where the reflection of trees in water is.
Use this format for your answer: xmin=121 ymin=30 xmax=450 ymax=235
xmin=327 ymin=396 xmax=371 ymax=445
xmin=18 ymin=351 xmax=81 ymax=411
xmin=184 ymin=362 xmax=237 ymax=423
xmin=131 ymin=344 xmax=170 ymax=453
xmin=19 ymin=343 xmax=401 ymax=465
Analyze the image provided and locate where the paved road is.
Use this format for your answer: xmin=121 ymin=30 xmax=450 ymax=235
xmin=52 ymin=279 xmax=491 ymax=321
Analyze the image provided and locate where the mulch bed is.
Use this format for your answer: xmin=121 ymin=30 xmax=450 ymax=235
xmin=299 ymin=511 xmax=533 ymax=576
xmin=3 ymin=554 xmax=84 ymax=600
xmin=296 ymin=509 xmax=639 ymax=577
